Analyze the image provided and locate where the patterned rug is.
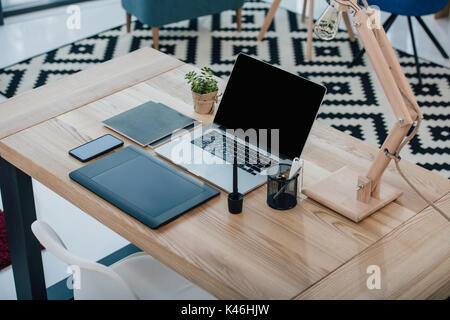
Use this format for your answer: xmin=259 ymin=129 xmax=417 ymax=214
xmin=0 ymin=0 xmax=449 ymax=181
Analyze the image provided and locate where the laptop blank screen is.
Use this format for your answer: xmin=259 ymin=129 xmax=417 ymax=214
xmin=214 ymin=54 xmax=326 ymax=160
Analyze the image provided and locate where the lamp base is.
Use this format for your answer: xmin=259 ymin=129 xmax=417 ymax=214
xmin=303 ymin=166 xmax=402 ymax=222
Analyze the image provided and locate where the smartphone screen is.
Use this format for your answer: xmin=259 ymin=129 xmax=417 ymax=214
xmin=69 ymin=134 xmax=124 ymax=162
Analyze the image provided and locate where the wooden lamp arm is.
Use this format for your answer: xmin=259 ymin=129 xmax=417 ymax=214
xmin=358 ymin=11 xmax=423 ymax=192
xmin=358 ymin=11 xmax=422 ymax=195
xmin=338 ymin=2 xmax=422 ymax=195
xmin=365 ymin=122 xmax=411 ymax=195
xmin=373 ymin=23 xmax=422 ymax=120
xmin=303 ymin=0 xmax=444 ymax=222
xmin=352 ymin=10 xmax=414 ymax=125
xmin=335 ymin=0 xmax=420 ymax=119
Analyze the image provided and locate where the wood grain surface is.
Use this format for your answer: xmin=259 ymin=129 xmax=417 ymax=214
xmin=296 ymin=193 xmax=450 ymax=299
xmin=0 ymin=48 xmax=183 ymax=139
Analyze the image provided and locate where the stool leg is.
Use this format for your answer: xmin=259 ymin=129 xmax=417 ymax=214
xmin=348 ymin=14 xmax=398 ymax=68
xmin=301 ymin=0 xmax=308 ymax=24
xmin=126 ymin=12 xmax=131 ymax=33
xmin=236 ymin=8 xmax=242 ymax=32
xmin=152 ymin=27 xmax=159 ymax=50
xmin=407 ymin=16 xmax=422 ymax=86
xmin=434 ymin=2 xmax=450 ymax=19
xmin=306 ymin=0 xmax=314 ymax=61
xmin=257 ymin=0 xmax=281 ymax=41
xmin=415 ymin=16 xmax=449 ymax=59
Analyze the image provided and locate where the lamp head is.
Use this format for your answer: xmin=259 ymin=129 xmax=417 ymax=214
xmin=314 ymin=0 xmax=362 ymax=40
xmin=314 ymin=1 xmax=342 ymax=40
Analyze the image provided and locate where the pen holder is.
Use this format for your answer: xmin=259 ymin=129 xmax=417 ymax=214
xmin=267 ymin=164 xmax=299 ymax=210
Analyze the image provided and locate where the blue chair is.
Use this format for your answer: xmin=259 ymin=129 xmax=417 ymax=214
xmin=349 ymin=0 xmax=449 ymax=86
xmin=121 ymin=0 xmax=245 ymax=50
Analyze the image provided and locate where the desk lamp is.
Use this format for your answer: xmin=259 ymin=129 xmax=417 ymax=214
xmin=303 ymin=0 xmax=449 ymax=222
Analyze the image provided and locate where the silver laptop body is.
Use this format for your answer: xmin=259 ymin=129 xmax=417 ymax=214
xmin=156 ymin=54 xmax=326 ymax=194
xmin=156 ymin=123 xmax=282 ymax=194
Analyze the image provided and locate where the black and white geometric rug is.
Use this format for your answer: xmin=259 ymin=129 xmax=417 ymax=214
xmin=0 ymin=0 xmax=449 ymax=178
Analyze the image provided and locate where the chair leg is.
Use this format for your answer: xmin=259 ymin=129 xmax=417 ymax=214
xmin=126 ymin=12 xmax=131 ymax=33
xmin=236 ymin=8 xmax=242 ymax=32
xmin=407 ymin=16 xmax=422 ymax=86
xmin=342 ymin=11 xmax=355 ymax=41
xmin=415 ymin=16 xmax=449 ymax=59
xmin=0 ymin=0 xmax=4 ymax=26
xmin=257 ymin=0 xmax=281 ymax=41
xmin=301 ymin=0 xmax=308 ymax=24
xmin=306 ymin=0 xmax=314 ymax=61
xmin=434 ymin=2 xmax=450 ymax=19
xmin=348 ymin=14 xmax=398 ymax=68
xmin=152 ymin=27 xmax=159 ymax=50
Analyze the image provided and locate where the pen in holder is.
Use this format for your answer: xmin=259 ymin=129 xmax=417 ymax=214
xmin=228 ymin=139 xmax=243 ymax=214
xmin=267 ymin=163 xmax=301 ymax=210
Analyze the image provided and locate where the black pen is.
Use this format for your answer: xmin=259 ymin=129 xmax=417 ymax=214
xmin=228 ymin=139 xmax=243 ymax=214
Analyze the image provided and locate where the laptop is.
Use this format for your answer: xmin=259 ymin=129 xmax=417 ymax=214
xmin=156 ymin=54 xmax=327 ymax=194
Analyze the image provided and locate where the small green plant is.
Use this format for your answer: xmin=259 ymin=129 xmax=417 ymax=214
xmin=185 ymin=67 xmax=218 ymax=94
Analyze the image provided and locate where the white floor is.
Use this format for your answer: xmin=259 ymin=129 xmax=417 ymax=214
xmin=0 ymin=0 xmax=449 ymax=300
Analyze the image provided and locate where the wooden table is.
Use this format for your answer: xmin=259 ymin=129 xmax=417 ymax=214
xmin=0 ymin=48 xmax=449 ymax=300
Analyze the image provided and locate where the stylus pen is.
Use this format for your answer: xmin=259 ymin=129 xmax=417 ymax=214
xmin=233 ymin=141 xmax=238 ymax=194
xmin=228 ymin=139 xmax=243 ymax=214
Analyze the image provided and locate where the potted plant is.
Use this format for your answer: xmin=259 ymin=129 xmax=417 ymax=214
xmin=185 ymin=67 xmax=219 ymax=114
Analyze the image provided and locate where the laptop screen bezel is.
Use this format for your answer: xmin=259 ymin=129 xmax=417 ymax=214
xmin=212 ymin=53 xmax=327 ymax=160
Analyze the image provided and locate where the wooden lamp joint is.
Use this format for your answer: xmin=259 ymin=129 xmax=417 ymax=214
xmin=333 ymin=0 xmax=361 ymax=13
xmin=356 ymin=176 xmax=372 ymax=203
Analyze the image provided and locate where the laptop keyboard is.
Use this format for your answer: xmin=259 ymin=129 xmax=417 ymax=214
xmin=191 ymin=131 xmax=277 ymax=176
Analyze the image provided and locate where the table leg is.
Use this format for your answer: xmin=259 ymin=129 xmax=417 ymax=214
xmin=0 ymin=157 xmax=47 ymax=300
xmin=257 ymin=0 xmax=282 ymax=41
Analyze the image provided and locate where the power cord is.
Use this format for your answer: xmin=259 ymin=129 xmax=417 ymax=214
xmin=387 ymin=90 xmax=450 ymax=222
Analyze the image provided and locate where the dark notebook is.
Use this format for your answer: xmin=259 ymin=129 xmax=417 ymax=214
xmin=69 ymin=146 xmax=219 ymax=229
xmin=103 ymin=101 xmax=196 ymax=147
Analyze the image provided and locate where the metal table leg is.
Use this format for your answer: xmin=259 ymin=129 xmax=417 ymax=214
xmin=0 ymin=157 xmax=47 ymax=300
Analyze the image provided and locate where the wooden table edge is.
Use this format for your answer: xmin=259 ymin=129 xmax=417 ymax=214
xmin=0 ymin=48 xmax=184 ymax=140
xmin=292 ymin=192 xmax=450 ymax=300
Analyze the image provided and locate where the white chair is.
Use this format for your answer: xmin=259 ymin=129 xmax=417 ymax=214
xmin=31 ymin=220 xmax=215 ymax=300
